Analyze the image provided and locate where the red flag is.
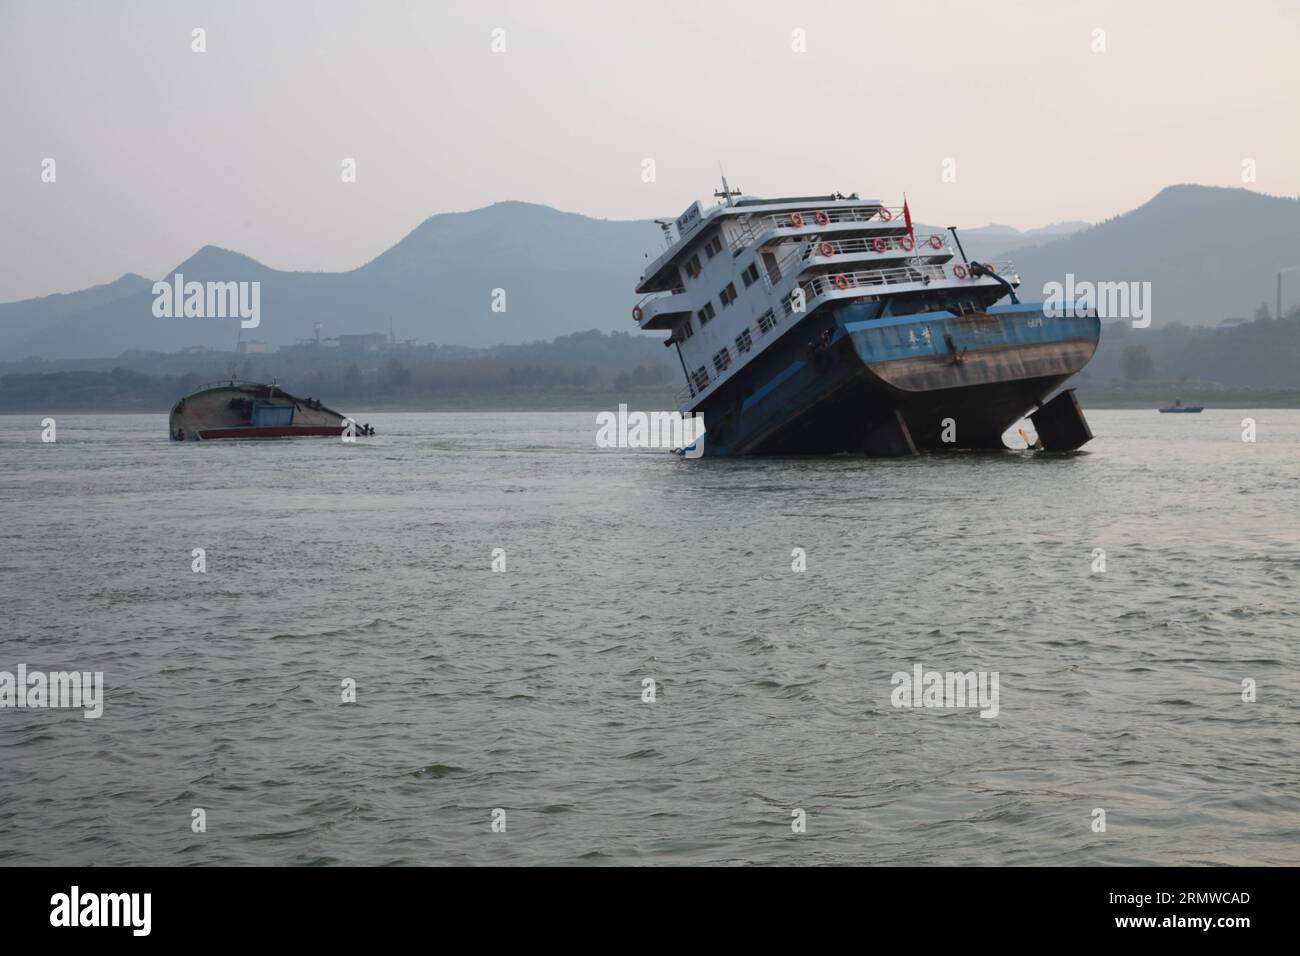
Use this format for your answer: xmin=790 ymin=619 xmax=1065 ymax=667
xmin=903 ymin=197 xmax=915 ymax=246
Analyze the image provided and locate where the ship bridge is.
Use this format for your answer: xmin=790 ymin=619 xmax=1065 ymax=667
xmin=636 ymin=194 xmax=891 ymax=295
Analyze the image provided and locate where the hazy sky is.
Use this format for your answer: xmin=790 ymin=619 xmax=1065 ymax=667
xmin=2 ymin=0 xmax=1297 ymax=302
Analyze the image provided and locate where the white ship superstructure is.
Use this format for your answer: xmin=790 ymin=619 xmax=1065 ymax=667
xmin=635 ymin=184 xmax=1017 ymax=410
xmin=630 ymin=182 xmax=1099 ymax=457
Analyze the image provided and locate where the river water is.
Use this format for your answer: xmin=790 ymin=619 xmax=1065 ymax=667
xmin=1 ymin=409 xmax=1297 ymax=865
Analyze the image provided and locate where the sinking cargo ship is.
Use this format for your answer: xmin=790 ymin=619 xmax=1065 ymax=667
xmin=168 ymin=381 xmax=372 ymax=441
xmin=634 ymin=182 xmax=1099 ymax=456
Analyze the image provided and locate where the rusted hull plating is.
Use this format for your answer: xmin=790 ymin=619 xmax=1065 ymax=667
xmin=692 ymin=302 xmax=1100 ymax=456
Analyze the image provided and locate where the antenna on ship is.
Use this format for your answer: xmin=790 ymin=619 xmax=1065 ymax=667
xmin=228 ymin=323 xmax=242 ymax=383
xmin=653 ymin=218 xmax=676 ymax=252
xmin=714 ymin=166 xmax=741 ymax=207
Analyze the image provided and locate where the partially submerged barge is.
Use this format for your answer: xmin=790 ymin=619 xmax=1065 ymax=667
xmin=169 ymin=381 xmax=371 ymax=441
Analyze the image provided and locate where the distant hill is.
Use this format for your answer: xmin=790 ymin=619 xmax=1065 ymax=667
xmin=0 ymin=272 xmax=152 ymax=344
xmin=5 ymin=204 xmax=670 ymax=358
xmin=1000 ymin=185 xmax=1300 ymax=326
xmin=1085 ymin=313 xmax=1300 ymax=388
xmin=914 ymin=220 xmax=1091 ymax=260
xmin=3 ymin=186 xmax=1296 ymax=359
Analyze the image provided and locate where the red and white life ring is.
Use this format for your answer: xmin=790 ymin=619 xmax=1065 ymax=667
xmin=818 ymin=241 xmax=835 ymax=257
xmin=929 ymin=235 xmax=943 ymax=250
xmin=952 ymin=264 xmax=968 ymax=280
xmin=898 ymin=236 xmax=915 ymax=252
xmin=632 ymin=305 xmax=644 ymax=321
xmin=833 ymin=274 xmax=850 ymax=290
xmin=789 ymin=212 xmax=805 ymax=228
xmin=814 ymin=210 xmax=830 ymax=226
xmin=872 ymin=237 xmax=888 ymax=253
xmin=878 ymin=208 xmax=893 ymax=221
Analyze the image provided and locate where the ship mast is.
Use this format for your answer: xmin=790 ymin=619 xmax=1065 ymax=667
xmin=713 ymin=171 xmax=741 ymax=207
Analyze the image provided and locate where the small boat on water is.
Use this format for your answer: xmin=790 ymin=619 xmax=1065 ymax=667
xmin=1158 ymin=398 xmax=1204 ymax=414
xmin=169 ymin=380 xmax=372 ymax=441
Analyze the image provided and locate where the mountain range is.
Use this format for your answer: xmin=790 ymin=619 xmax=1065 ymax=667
xmin=3 ymin=185 xmax=1297 ymax=360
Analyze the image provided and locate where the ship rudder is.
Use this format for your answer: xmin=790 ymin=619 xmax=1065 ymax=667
xmin=863 ymin=408 xmax=919 ymax=456
xmin=1029 ymin=388 xmax=1093 ymax=451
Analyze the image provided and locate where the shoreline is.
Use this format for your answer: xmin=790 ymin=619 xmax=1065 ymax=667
xmin=6 ymin=400 xmax=1300 ymax=415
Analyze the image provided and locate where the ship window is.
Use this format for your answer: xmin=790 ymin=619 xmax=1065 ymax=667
xmin=692 ymin=366 xmax=710 ymax=391
xmin=703 ymin=234 xmax=723 ymax=259
xmin=698 ymin=301 xmax=716 ymax=325
xmin=677 ymin=317 xmax=694 ymax=341
xmin=683 ymin=254 xmax=702 ymax=279
xmin=741 ymin=262 xmax=760 ymax=288
xmin=735 ymin=329 xmax=753 ymax=353
xmin=719 ymin=282 xmax=737 ymax=307
xmin=712 ymin=348 xmax=732 ymax=373
xmin=758 ymin=309 xmax=777 ymax=334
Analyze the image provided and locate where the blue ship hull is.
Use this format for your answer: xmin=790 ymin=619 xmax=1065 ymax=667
xmin=689 ymin=301 xmax=1099 ymax=456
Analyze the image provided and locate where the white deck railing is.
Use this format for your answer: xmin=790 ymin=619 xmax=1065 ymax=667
xmin=806 ymin=234 xmax=950 ymax=257
xmin=782 ymin=259 xmax=1017 ymax=314
xmin=730 ymin=205 xmax=904 ymax=252
xmin=758 ymin=235 xmax=952 ymax=291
